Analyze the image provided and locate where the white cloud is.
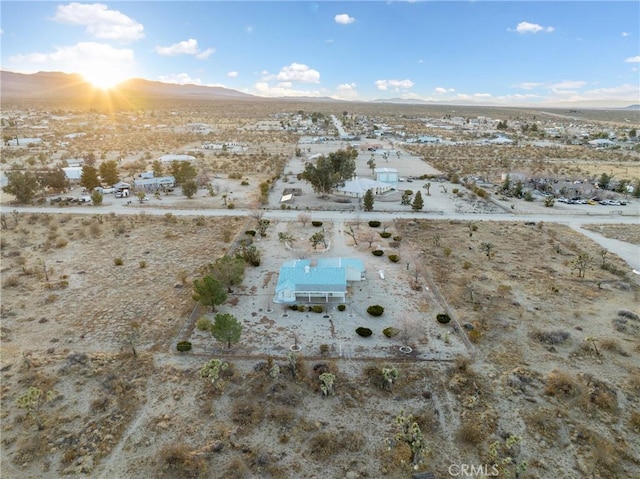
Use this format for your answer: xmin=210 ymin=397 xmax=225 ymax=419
xmin=434 ymin=87 xmax=454 ymax=94
xmin=375 ymin=79 xmax=415 ymax=91
xmin=549 ymin=80 xmax=587 ymax=89
xmin=515 ymin=82 xmax=543 ymax=90
xmin=227 ymin=71 xmax=238 ymax=78
xmin=265 ymin=63 xmax=320 ymax=83
xmin=335 ymin=83 xmax=358 ymax=100
xmin=157 ymin=73 xmax=201 ymax=85
xmin=156 ymin=39 xmax=214 ymax=59
xmin=624 ymin=55 xmax=640 ymax=63
xmin=8 ymin=42 xmax=135 ymax=76
xmin=622 ymin=32 xmax=631 ymax=37
xmin=509 ymin=21 xmax=554 ymax=34
xmin=334 ymin=14 xmax=355 ymax=25
xmin=52 ymin=3 xmax=144 ymax=42
xmin=254 ymin=81 xmax=324 ymax=98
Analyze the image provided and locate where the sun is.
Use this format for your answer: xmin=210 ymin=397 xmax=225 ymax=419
xmin=81 ymin=68 xmax=129 ymax=90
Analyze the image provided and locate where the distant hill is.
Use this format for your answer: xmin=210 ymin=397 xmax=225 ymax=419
xmin=621 ymin=104 xmax=640 ymax=110
xmin=0 ymin=70 xmax=256 ymax=103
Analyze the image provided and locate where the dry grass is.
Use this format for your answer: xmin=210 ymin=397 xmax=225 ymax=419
xmin=544 ymin=370 xmax=582 ymax=398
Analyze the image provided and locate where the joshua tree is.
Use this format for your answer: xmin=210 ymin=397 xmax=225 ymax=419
xmin=480 ymin=242 xmax=495 ymax=259
xmin=571 ymin=252 xmax=591 ymax=278
xmin=319 ymin=372 xmax=335 ymax=396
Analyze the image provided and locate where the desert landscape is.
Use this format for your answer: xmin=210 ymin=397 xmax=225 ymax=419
xmin=1 ymin=79 xmax=640 ymax=478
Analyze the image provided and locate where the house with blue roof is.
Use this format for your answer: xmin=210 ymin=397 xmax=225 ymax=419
xmin=274 ymin=258 xmax=365 ymax=303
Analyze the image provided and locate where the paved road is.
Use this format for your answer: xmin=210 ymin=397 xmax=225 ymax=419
xmin=4 ymin=204 xmax=639 ymax=271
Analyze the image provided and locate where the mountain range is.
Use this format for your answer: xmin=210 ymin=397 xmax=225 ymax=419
xmin=1 ymin=70 xmax=638 ymax=110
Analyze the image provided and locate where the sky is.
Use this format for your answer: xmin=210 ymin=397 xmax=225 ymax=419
xmin=1 ymin=1 xmax=639 ymax=106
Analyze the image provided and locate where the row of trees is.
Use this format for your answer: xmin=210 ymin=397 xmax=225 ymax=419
xmin=363 ymin=189 xmax=424 ymax=212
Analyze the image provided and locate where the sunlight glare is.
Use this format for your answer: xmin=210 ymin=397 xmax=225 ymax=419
xmin=81 ymin=67 xmax=129 ymax=90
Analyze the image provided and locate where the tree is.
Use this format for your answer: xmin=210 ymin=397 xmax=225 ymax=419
xmin=200 ymin=358 xmax=229 ymax=390
xmin=297 ymin=212 xmax=311 ymax=227
xmin=37 ymin=168 xmax=69 ymax=193
xmin=136 ymin=190 xmax=146 ymax=204
xmin=99 ymin=160 xmax=119 ymax=185
xmin=3 ymin=171 xmax=39 ymax=203
xmin=192 ymin=275 xmax=227 ymax=311
xmin=211 ymin=313 xmax=242 ymax=349
xmin=424 ymin=182 xmax=431 ymax=196
xmin=80 ymin=165 xmax=100 ymax=190
xmin=363 ymin=189 xmax=374 ymax=211
xmin=543 ymin=196 xmax=555 ymax=208
xmin=170 ymin=161 xmax=197 ymax=185
xmin=182 ymin=179 xmax=198 ymax=198
xmin=411 ymin=190 xmax=424 ymax=211
xmin=16 ymin=386 xmax=54 ymax=430
xmin=394 ymin=411 xmax=428 ymax=465
xmin=152 ymin=160 xmax=164 ymax=177
xmin=91 ymin=190 xmax=103 ymax=205
xmin=598 ymin=172 xmax=613 ymax=190
xmin=301 ymin=148 xmax=356 ymax=197
xmin=401 ymin=190 xmax=413 ymax=205
xmin=571 ymin=252 xmax=591 ymax=279
xmin=367 ymin=156 xmax=376 ymax=176
xmin=206 ymin=255 xmax=245 ymax=293
xmin=310 ymin=230 xmax=326 ymax=250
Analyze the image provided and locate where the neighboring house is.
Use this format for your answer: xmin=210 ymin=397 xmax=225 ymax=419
xmin=6 ymin=137 xmax=42 ymax=146
xmin=588 ymin=139 xmax=615 ymax=148
xmin=66 ymin=158 xmax=84 ymax=167
xmin=334 ymin=177 xmax=392 ymax=198
xmin=486 ymin=136 xmax=513 ymax=145
xmin=374 ymin=167 xmax=399 ymax=183
xmin=158 ymin=154 xmax=196 ymax=163
xmin=133 ymin=176 xmax=175 ymax=189
xmin=62 ymin=166 xmax=82 ymax=182
xmin=417 ymin=136 xmax=440 ymax=144
xmin=274 ymin=258 xmax=365 ymax=304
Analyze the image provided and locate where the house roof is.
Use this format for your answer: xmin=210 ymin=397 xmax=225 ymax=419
xmin=374 ymin=167 xmax=398 ymax=174
xmin=62 ymin=166 xmax=82 ymax=180
xmin=276 ymin=258 xmax=364 ymax=295
xmin=158 ymin=154 xmax=196 ymax=163
xmin=335 ymin=178 xmax=391 ymax=196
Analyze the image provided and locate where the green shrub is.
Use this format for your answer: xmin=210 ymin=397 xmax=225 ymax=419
xmin=388 ymin=254 xmax=399 ymax=263
xmin=383 ymin=327 xmax=400 ymax=338
xmin=114 ymin=257 xmax=124 ymax=266
xmin=139 ymin=260 xmax=147 ymax=268
xmin=368 ymin=220 xmax=381 ymax=227
xmin=290 ymin=304 xmax=299 ymax=311
xmin=436 ymin=313 xmax=451 ymax=324
xmin=312 ymin=221 xmax=323 ymax=227
xmin=227 ymin=203 xmax=235 ymax=209
xmin=372 ymin=250 xmax=384 ymax=256
xmin=297 ymin=305 xmax=306 ymax=312
xmin=311 ymin=305 xmax=324 ymax=313
xmin=245 ymin=230 xmax=256 ymax=236
xmin=367 ymin=305 xmax=384 ymax=317
xmin=380 ymin=231 xmax=392 ymax=238
xmin=356 ymin=327 xmax=373 ymax=337
xmin=337 ymin=304 xmax=346 ymax=312
xmin=320 ymin=344 xmax=330 ymax=355
xmin=176 ymin=341 xmax=192 ymax=352
xmin=393 ymin=236 xmax=402 ymax=242
xmin=241 ymin=180 xmax=249 ymax=186
xmin=196 ymin=317 xmax=213 ymax=331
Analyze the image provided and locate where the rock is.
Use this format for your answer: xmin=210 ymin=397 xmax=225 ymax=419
xmin=174 ymin=282 xmax=183 ymax=289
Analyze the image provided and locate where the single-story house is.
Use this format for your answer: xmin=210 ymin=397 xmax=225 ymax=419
xmin=6 ymin=137 xmax=42 ymax=146
xmin=274 ymin=258 xmax=365 ymax=304
xmin=588 ymin=139 xmax=615 ymax=148
xmin=417 ymin=136 xmax=441 ymax=144
xmin=133 ymin=176 xmax=175 ymax=189
xmin=334 ymin=177 xmax=392 ymax=198
xmin=113 ymin=181 xmax=131 ymax=192
xmin=158 ymin=154 xmax=196 ymax=163
xmin=62 ymin=166 xmax=82 ymax=182
xmin=375 ymin=167 xmax=399 ymax=183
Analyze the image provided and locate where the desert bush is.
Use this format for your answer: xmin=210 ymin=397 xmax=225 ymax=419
xmin=245 ymin=230 xmax=256 ymax=236
xmin=289 ymin=304 xmax=298 ymax=311
xmin=227 ymin=203 xmax=235 ymax=209
xmin=3 ymin=275 xmax=20 ymax=288
xmin=468 ymin=329 xmax=482 ymax=342
xmin=388 ymin=254 xmax=399 ymax=262
xmin=393 ymin=235 xmax=402 ymax=241
xmin=311 ymin=221 xmax=323 ymax=227
xmin=544 ymin=370 xmax=581 ymax=398
xmin=367 ymin=305 xmax=384 ymax=316
xmin=599 ymin=338 xmax=625 ymax=355
xmin=55 ymin=238 xmax=68 ymax=248
xmin=529 ymin=329 xmax=570 ymax=344
xmin=443 ymin=246 xmax=452 ymax=257
xmin=462 ymin=261 xmax=472 ymax=270
xmin=436 ymin=313 xmax=451 ymax=324
xmin=232 ymin=398 xmax=265 ymax=426
xmin=139 ymin=260 xmax=147 ymax=269
xmin=368 ymin=220 xmax=381 ymax=227
xmin=196 ymin=317 xmax=213 ymax=331
xmin=156 ymin=444 xmax=207 ymax=479
xmin=307 ymin=431 xmax=341 ymax=460
xmin=372 ymin=250 xmax=384 ymax=256
xmin=524 ymin=408 xmax=559 ymax=439
xmin=176 ymin=341 xmax=192 ymax=352
xmin=337 ymin=304 xmax=346 ymax=312
xmin=114 ymin=257 xmax=124 ymax=266
xmin=311 ymin=305 xmax=324 ymax=313
xmin=383 ymin=327 xmax=400 ymax=338
xmin=380 ymin=231 xmax=392 ymax=238
xmin=319 ymin=344 xmax=330 ymax=355
xmin=629 ymin=411 xmax=640 ymax=432
xmin=456 ymin=420 xmax=484 ymax=445
xmin=356 ymin=327 xmax=373 ymax=337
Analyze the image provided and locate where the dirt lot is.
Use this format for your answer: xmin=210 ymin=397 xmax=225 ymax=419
xmin=1 ymin=207 xmax=639 ymax=478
